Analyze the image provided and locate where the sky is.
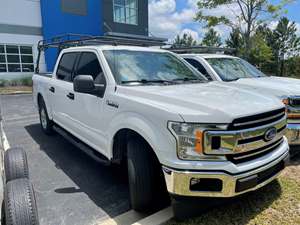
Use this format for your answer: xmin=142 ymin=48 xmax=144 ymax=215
xmin=148 ymin=0 xmax=300 ymax=42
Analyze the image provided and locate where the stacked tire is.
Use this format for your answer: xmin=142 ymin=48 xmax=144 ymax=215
xmin=3 ymin=147 xmax=39 ymax=225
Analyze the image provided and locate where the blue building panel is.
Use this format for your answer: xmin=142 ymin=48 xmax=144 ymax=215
xmin=40 ymin=0 xmax=103 ymax=71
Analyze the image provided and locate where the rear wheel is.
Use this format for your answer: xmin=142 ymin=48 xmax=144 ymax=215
xmin=38 ymin=97 xmax=53 ymax=135
xmin=127 ymin=138 xmax=169 ymax=212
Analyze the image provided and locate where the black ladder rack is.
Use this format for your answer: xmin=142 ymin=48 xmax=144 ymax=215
xmin=35 ymin=33 xmax=167 ymax=73
xmin=164 ymin=46 xmax=236 ymax=54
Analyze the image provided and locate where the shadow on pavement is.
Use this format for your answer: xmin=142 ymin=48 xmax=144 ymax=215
xmin=25 ymin=123 xmax=130 ymax=218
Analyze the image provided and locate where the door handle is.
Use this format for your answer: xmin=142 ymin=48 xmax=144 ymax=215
xmin=66 ymin=93 xmax=75 ymax=100
xmin=49 ymin=87 xmax=55 ymax=93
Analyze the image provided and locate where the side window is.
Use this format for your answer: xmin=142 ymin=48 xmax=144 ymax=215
xmin=185 ymin=58 xmax=213 ymax=81
xmin=75 ymin=52 xmax=106 ymax=85
xmin=56 ymin=53 xmax=78 ymax=81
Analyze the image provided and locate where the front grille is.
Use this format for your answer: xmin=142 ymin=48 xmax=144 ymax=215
xmin=228 ymin=108 xmax=286 ymax=130
xmin=227 ymin=138 xmax=284 ymax=164
xmin=289 ymin=97 xmax=300 ymax=107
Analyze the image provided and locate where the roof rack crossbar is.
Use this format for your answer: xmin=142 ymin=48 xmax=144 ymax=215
xmin=165 ymin=46 xmax=236 ymax=54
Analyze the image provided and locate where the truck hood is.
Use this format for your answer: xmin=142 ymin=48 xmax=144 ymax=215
xmin=233 ymin=76 xmax=300 ymax=97
xmin=118 ymin=81 xmax=283 ymax=123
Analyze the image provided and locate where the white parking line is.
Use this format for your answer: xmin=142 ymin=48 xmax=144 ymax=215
xmin=132 ymin=207 xmax=173 ymax=225
xmin=98 ymin=210 xmax=148 ymax=225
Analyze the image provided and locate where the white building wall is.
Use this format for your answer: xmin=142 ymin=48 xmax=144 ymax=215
xmin=0 ymin=0 xmax=45 ymax=80
xmin=0 ymin=0 xmax=42 ymax=27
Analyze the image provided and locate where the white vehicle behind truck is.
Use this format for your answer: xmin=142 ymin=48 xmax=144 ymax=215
xmin=33 ymin=36 xmax=289 ymax=213
xmin=180 ymin=53 xmax=300 ymax=147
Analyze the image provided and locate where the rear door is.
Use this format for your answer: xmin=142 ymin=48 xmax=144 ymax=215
xmin=68 ymin=51 xmax=108 ymax=154
xmin=51 ymin=52 xmax=79 ymax=131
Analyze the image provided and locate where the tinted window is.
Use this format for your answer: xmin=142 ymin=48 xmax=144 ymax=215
xmin=185 ymin=58 xmax=212 ymax=81
xmin=57 ymin=53 xmax=78 ymax=81
xmin=75 ymin=52 xmax=105 ymax=85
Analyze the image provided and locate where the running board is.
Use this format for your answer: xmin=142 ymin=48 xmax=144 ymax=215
xmin=53 ymin=125 xmax=111 ymax=166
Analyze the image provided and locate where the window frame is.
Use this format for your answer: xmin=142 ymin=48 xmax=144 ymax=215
xmin=184 ymin=58 xmax=213 ymax=81
xmin=56 ymin=52 xmax=80 ymax=82
xmin=73 ymin=51 xmax=107 ymax=98
xmin=0 ymin=44 xmax=34 ymax=73
xmin=113 ymin=0 xmax=138 ymax=25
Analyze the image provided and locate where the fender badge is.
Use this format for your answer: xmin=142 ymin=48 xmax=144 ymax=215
xmin=106 ymin=100 xmax=119 ymax=109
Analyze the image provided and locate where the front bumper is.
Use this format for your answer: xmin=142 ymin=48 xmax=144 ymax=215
xmin=286 ymin=123 xmax=300 ymax=145
xmin=162 ymin=149 xmax=289 ymax=198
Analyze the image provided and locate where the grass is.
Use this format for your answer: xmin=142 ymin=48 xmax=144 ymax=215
xmin=0 ymin=86 xmax=32 ymax=95
xmin=167 ymin=154 xmax=300 ymax=225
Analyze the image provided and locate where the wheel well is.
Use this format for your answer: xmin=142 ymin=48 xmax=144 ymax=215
xmin=112 ymin=129 xmax=157 ymax=164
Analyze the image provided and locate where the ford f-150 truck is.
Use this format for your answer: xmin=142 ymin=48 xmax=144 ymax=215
xmin=181 ymin=53 xmax=300 ymax=147
xmin=33 ymin=44 xmax=289 ymax=212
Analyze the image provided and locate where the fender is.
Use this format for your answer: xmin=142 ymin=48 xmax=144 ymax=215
xmin=107 ymin=111 xmax=179 ymax=161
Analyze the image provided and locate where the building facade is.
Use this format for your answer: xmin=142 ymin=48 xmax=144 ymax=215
xmin=0 ymin=0 xmax=149 ymax=79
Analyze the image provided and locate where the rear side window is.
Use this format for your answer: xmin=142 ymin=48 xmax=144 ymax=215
xmin=185 ymin=58 xmax=212 ymax=81
xmin=74 ymin=52 xmax=106 ymax=85
xmin=56 ymin=53 xmax=78 ymax=81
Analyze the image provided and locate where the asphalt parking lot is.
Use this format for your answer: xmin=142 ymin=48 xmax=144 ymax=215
xmin=0 ymin=94 xmax=131 ymax=225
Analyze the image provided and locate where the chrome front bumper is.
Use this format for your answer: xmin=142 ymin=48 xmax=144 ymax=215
xmin=162 ymin=150 xmax=289 ymax=198
xmin=286 ymin=123 xmax=300 ymax=145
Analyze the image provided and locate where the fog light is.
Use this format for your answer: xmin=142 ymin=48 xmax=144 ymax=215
xmin=190 ymin=178 xmax=222 ymax=192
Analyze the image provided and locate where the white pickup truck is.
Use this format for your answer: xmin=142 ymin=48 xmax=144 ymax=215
xmin=33 ymin=45 xmax=289 ymax=212
xmin=181 ymin=54 xmax=300 ymax=146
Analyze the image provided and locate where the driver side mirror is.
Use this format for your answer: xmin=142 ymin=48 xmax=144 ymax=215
xmin=73 ymin=75 xmax=105 ymax=97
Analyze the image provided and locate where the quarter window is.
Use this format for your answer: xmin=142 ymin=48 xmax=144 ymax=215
xmin=113 ymin=0 xmax=138 ymax=25
xmin=56 ymin=53 xmax=78 ymax=81
xmin=0 ymin=44 xmax=34 ymax=73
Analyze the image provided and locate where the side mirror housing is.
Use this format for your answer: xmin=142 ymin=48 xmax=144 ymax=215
xmin=73 ymin=75 xmax=105 ymax=97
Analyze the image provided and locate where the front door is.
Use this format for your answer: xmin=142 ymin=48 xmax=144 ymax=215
xmin=69 ymin=51 xmax=107 ymax=155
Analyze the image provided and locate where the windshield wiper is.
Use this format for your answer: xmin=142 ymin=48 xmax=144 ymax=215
xmin=121 ymin=79 xmax=176 ymax=85
xmin=172 ymin=77 xmax=205 ymax=83
xmin=226 ymin=77 xmax=240 ymax=82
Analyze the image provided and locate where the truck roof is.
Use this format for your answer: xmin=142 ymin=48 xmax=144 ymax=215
xmin=65 ymin=45 xmax=168 ymax=53
xmin=181 ymin=53 xmax=238 ymax=59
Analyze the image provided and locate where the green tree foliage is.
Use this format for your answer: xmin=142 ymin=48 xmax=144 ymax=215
xmin=172 ymin=33 xmax=198 ymax=48
xmin=272 ymin=17 xmax=300 ymax=76
xmin=202 ymin=28 xmax=222 ymax=47
xmin=195 ymin=0 xmax=293 ymax=59
xmin=248 ymin=33 xmax=274 ymax=74
xmin=225 ymin=28 xmax=244 ymax=55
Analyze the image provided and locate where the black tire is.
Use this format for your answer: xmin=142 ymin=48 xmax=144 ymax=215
xmin=127 ymin=138 xmax=169 ymax=212
xmin=4 ymin=178 xmax=39 ymax=225
xmin=4 ymin=147 xmax=29 ymax=183
xmin=38 ymin=97 xmax=53 ymax=135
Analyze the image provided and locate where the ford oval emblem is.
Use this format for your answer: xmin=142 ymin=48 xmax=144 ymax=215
xmin=264 ymin=127 xmax=277 ymax=142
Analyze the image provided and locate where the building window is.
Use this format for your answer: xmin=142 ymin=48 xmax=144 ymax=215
xmin=0 ymin=44 xmax=34 ymax=73
xmin=113 ymin=0 xmax=138 ymax=25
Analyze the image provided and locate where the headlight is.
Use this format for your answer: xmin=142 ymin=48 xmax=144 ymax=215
xmin=168 ymin=122 xmax=227 ymax=161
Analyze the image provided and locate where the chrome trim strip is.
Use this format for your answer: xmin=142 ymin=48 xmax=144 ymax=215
xmin=233 ymin=111 xmax=285 ymax=127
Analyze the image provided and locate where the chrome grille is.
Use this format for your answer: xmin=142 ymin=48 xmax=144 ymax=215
xmin=289 ymin=97 xmax=300 ymax=107
xmin=227 ymin=138 xmax=284 ymax=164
xmin=228 ymin=108 xmax=286 ymax=130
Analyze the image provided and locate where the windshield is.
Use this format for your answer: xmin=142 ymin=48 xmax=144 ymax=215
xmin=103 ymin=50 xmax=206 ymax=85
xmin=205 ymin=57 xmax=266 ymax=81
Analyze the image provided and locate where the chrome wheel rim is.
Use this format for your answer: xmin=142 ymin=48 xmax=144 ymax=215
xmin=40 ymin=108 xmax=47 ymax=129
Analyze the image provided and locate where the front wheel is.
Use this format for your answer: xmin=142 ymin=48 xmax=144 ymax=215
xmin=38 ymin=98 xmax=53 ymax=135
xmin=127 ymin=138 xmax=169 ymax=212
